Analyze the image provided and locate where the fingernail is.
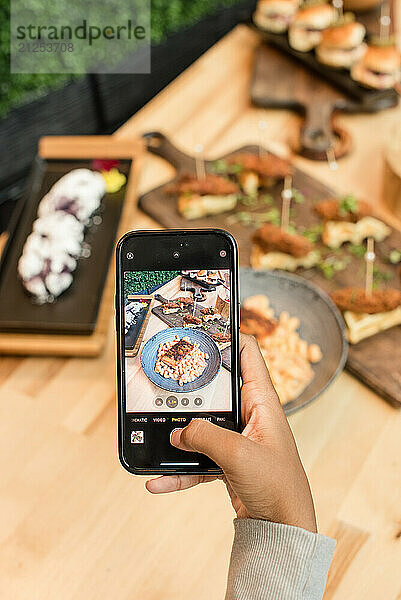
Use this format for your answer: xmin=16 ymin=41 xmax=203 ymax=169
xmin=170 ymin=428 xmax=182 ymax=447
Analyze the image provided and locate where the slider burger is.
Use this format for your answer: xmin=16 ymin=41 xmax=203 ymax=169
xmin=200 ymin=307 xmax=221 ymax=322
xmin=253 ymin=0 xmax=300 ymax=33
xmin=351 ymin=44 xmax=401 ymax=89
xmin=316 ymin=21 xmax=366 ymax=69
xmin=315 ymin=196 xmax=390 ymax=249
xmin=162 ymin=301 xmax=180 ymax=314
xmin=331 ymin=287 xmax=401 ymax=343
xmin=166 ymin=173 xmax=239 ymax=220
xmin=176 ymin=296 xmax=193 ymax=309
xmin=289 ymin=3 xmax=336 ymax=52
xmin=183 ymin=315 xmax=202 ymax=328
xmin=251 ymin=223 xmax=320 ymax=271
xmin=226 ymin=152 xmax=292 ymax=196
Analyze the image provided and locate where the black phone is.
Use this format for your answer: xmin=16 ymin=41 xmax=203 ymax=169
xmin=116 ymin=228 xmax=240 ymax=475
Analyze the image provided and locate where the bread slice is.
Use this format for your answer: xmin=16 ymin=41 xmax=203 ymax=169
xmin=323 ymin=217 xmax=390 ymax=249
xmin=344 ymin=306 xmax=401 ymax=344
xmin=251 ymin=246 xmax=320 ymax=271
xmin=178 ymin=193 xmax=238 ymax=220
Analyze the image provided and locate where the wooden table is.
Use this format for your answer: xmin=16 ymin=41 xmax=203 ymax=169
xmin=1 ymin=25 xmax=401 ymax=600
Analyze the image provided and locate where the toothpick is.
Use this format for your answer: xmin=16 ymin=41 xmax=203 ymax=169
xmin=365 ymin=237 xmax=375 ymax=298
xmin=194 ymin=144 xmax=206 ymax=180
xmin=192 ymin=298 xmax=197 ymax=316
xmin=333 ymin=0 xmax=343 ymax=21
xmin=380 ymin=1 xmax=391 ymax=41
xmin=281 ymin=175 xmax=292 ymax=231
xmin=326 ymin=147 xmax=338 ymax=171
xmin=257 ymin=120 xmax=267 ymax=159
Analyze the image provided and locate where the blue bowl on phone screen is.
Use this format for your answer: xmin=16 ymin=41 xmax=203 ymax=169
xmin=140 ymin=327 xmax=222 ymax=393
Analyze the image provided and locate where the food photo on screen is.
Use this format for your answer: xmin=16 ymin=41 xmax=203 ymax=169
xmin=123 ymin=269 xmax=232 ymax=413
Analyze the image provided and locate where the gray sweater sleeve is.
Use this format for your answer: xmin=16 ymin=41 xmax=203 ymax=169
xmin=225 ymin=519 xmax=336 ymax=600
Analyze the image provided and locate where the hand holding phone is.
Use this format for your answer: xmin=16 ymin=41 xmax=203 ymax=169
xmin=116 ymin=229 xmax=240 ymax=475
xmin=146 ymin=334 xmax=317 ymax=534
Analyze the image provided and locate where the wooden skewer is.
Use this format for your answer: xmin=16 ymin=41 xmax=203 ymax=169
xmin=257 ymin=120 xmax=267 ymax=159
xmin=326 ymin=147 xmax=338 ymax=171
xmin=365 ymin=237 xmax=375 ymax=298
xmin=194 ymin=144 xmax=206 ymax=180
xmin=379 ymin=1 xmax=391 ymax=41
xmin=333 ymin=0 xmax=343 ymax=21
xmin=281 ymin=175 xmax=292 ymax=231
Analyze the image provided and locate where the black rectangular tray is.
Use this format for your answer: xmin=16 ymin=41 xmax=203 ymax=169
xmin=250 ymin=23 xmax=399 ymax=111
xmin=125 ymin=298 xmax=153 ymax=351
xmin=0 ymin=157 xmax=131 ymax=335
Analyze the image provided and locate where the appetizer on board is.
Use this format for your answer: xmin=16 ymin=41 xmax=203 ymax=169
xmin=253 ymin=0 xmax=301 ymax=33
xmin=251 ymin=222 xmax=320 ymax=271
xmin=315 ymin=196 xmax=390 ymax=249
xmin=288 ymin=3 xmax=336 ymax=52
xmin=331 ymin=287 xmax=401 ymax=343
xmin=18 ymin=168 xmax=106 ymax=303
xmin=316 ymin=20 xmax=366 ymax=69
xmin=351 ymin=44 xmax=401 ymax=89
xmin=241 ymin=294 xmax=322 ymax=404
xmin=226 ymin=152 xmax=293 ymax=195
xmin=166 ymin=173 xmax=239 ymax=219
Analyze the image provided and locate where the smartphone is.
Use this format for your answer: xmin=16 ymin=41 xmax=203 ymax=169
xmin=116 ymin=229 xmax=240 ymax=475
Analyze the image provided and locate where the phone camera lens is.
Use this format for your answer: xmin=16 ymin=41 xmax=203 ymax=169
xmin=126 ymin=252 xmax=134 ymax=260
xmin=220 ymin=250 xmax=227 ymax=258
xmin=173 ymin=251 xmax=180 ymax=259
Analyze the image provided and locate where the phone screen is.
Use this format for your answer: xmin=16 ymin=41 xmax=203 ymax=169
xmin=117 ymin=230 xmax=239 ymax=474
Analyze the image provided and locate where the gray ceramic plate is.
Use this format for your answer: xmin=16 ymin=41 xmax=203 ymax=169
xmin=240 ymin=268 xmax=348 ymax=415
xmin=140 ymin=327 xmax=222 ymax=393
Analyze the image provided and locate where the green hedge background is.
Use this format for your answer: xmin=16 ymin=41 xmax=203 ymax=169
xmin=0 ymin=0 xmax=241 ymax=119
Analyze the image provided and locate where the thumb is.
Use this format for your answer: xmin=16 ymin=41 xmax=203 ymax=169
xmin=171 ymin=419 xmax=246 ymax=472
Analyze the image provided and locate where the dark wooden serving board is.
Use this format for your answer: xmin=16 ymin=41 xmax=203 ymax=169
xmin=125 ymin=295 xmax=154 ymax=357
xmin=139 ymin=132 xmax=401 ymax=407
xmin=151 ymin=294 xmax=231 ymax=371
xmin=249 ymin=26 xmax=398 ymax=159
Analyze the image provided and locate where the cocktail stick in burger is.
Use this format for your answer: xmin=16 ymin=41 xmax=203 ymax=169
xmin=289 ymin=3 xmax=336 ymax=52
xmin=331 ymin=287 xmax=401 ymax=343
xmin=351 ymin=44 xmax=401 ymax=89
xmin=226 ymin=152 xmax=293 ymax=196
xmin=253 ymin=0 xmax=301 ymax=33
xmin=165 ymin=173 xmax=239 ymax=220
xmin=316 ymin=20 xmax=366 ymax=68
xmin=314 ymin=196 xmax=390 ymax=249
xmin=251 ymin=223 xmax=320 ymax=271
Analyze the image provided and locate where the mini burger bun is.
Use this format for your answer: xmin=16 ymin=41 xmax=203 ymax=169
xmin=253 ymin=11 xmax=289 ymax=33
xmin=257 ymin=0 xmax=300 ymax=15
xmin=351 ymin=46 xmax=401 ymax=89
xmin=292 ymin=3 xmax=336 ymax=28
xmin=360 ymin=45 xmax=401 ymax=74
xmin=318 ymin=21 xmax=366 ymax=49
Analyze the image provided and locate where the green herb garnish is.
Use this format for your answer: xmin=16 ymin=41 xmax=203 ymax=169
xmin=301 ymin=224 xmax=323 ymax=243
xmin=339 ymin=194 xmax=358 ymax=216
xmin=261 ymin=194 xmax=274 ymax=205
xmin=292 ymin=188 xmax=305 ymax=204
xmin=348 ymin=244 xmax=366 ymax=258
xmin=389 ymin=249 xmax=401 ymax=264
xmin=212 ymin=159 xmax=228 ymax=174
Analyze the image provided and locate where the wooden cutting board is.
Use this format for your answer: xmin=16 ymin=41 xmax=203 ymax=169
xmin=151 ymin=293 xmax=231 ymax=371
xmin=250 ymin=42 xmax=398 ymax=160
xmin=0 ymin=136 xmax=144 ymax=357
xmin=139 ymin=131 xmax=401 ymax=407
